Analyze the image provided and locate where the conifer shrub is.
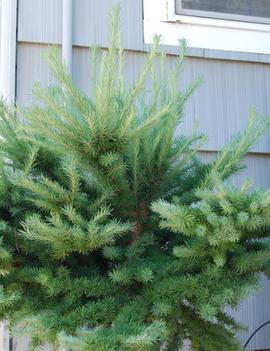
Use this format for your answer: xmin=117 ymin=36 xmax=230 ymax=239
xmin=0 ymin=6 xmax=270 ymax=351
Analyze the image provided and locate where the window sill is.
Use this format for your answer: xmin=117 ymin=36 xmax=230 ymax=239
xmin=168 ymin=13 xmax=270 ymax=33
xmin=143 ymin=0 xmax=270 ymax=57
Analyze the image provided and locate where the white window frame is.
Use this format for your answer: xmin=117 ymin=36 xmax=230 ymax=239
xmin=176 ymin=0 xmax=270 ymax=25
xmin=143 ymin=0 xmax=270 ymax=55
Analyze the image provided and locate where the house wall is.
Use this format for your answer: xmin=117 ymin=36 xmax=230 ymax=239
xmin=10 ymin=0 xmax=270 ymax=350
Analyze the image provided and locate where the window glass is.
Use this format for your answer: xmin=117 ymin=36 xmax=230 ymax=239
xmin=178 ymin=0 xmax=270 ymax=20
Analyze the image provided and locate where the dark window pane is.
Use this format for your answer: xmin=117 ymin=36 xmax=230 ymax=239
xmin=180 ymin=0 xmax=270 ymax=19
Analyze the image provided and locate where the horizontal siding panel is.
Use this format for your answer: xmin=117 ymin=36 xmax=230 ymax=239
xmin=18 ymin=0 xmax=62 ymax=44
xmin=199 ymin=151 xmax=270 ymax=189
xmin=180 ymin=56 xmax=270 ymax=153
xmin=227 ymin=275 xmax=270 ymax=351
xmin=72 ymin=47 xmax=270 ymax=154
xmin=17 ymin=44 xmax=270 ymax=153
xmin=16 ymin=43 xmax=58 ymax=105
xmin=72 ymin=0 xmax=143 ymax=50
xmin=18 ymin=0 xmax=144 ymax=50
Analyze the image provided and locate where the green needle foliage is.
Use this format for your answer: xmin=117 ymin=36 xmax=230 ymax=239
xmin=0 ymin=5 xmax=270 ymax=351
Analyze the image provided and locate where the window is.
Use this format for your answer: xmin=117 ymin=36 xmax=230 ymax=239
xmin=176 ymin=0 xmax=270 ymax=24
xmin=143 ymin=0 xmax=270 ymax=56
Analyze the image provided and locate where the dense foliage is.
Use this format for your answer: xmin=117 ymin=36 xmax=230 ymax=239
xmin=0 ymin=6 xmax=270 ymax=351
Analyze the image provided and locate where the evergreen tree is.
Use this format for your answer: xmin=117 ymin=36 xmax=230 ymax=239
xmin=0 ymin=5 xmax=270 ymax=351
